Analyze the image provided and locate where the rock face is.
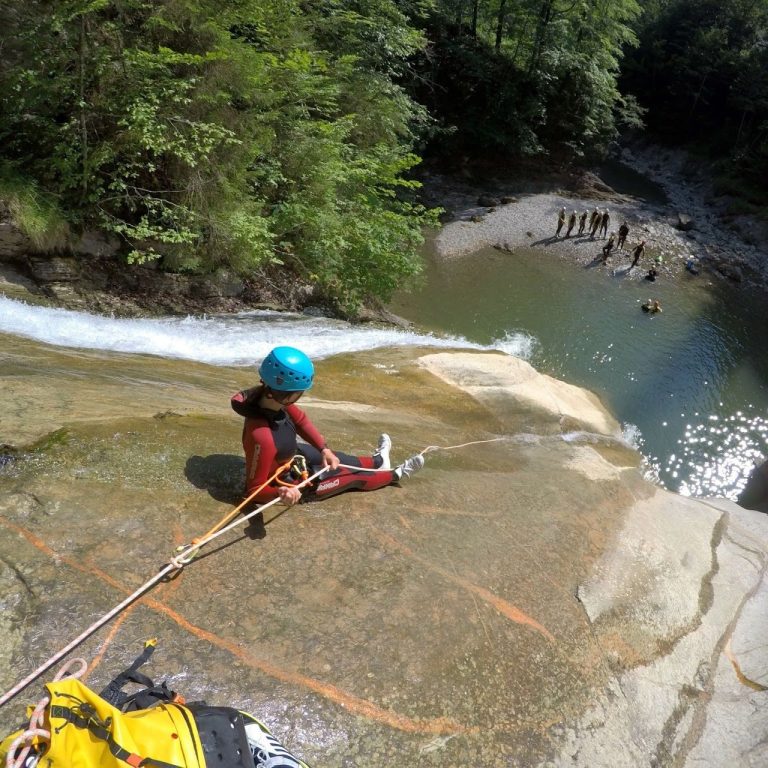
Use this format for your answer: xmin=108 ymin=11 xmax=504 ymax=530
xmin=0 ymin=343 xmax=766 ymax=768
xmin=739 ymin=459 xmax=768 ymax=513
xmin=418 ymin=351 xmax=621 ymax=436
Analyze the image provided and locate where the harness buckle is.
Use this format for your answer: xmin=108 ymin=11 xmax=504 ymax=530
xmin=275 ymin=454 xmax=309 ymax=487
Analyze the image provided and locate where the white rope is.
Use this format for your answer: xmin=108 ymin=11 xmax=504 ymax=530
xmin=0 ymin=437 xmax=505 ymax=709
xmin=0 ymin=467 xmax=329 ymax=710
xmin=333 ymin=436 xmax=508 ymax=472
xmin=5 ymin=658 xmax=88 ymax=768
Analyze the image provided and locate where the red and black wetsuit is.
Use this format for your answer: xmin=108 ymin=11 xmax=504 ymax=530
xmin=231 ymin=386 xmax=395 ymax=503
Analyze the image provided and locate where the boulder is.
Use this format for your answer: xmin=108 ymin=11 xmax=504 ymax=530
xmin=738 ymin=458 xmax=768 ymax=513
xmin=2 ymin=344 xmax=768 ymax=766
xmin=211 ymin=269 xmax=245 ymax=299
xmin=44 ymin=282 xmax=84 ymax=305
xmin=418 ymin=351 xmax=620 ymax=436
xmin=716 ymin=263 xmax=743 ymax=282
xmin=477 ymin=194 xmax=500 ymax=207
xmin=73 ymin=230 xmax=120 ymax=259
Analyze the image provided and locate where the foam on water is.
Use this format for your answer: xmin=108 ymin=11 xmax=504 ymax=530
xmin=0 ymin=296 xmax=536 ymax=366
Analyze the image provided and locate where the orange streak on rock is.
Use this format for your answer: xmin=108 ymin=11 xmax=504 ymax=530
xmin=1 ymin=516 xmax=469 ymax=736
xmin=0 ymin=515 xmax=59 ymax=559
xmin=376 ymin=531 xmax=555 ymax=643
xmin=462 ymin=583 xmax=555 ymax=643
xmin=146 ymin=595 xmax=469 ymax=736
xmin=80 ymin=562 xmax=469 ymax=736
xmin=396 ymin=513 xmax=413 ymax=530
xmin=84 ymin=608 xmax=135 ymax=681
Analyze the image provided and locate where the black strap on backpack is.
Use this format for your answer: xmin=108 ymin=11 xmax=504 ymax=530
xmin=99 ymin=640 xmax=179 ymax=712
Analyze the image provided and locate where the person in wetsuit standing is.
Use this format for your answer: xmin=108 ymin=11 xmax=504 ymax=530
xmin=231 ymin=346 xmax=424 ymax=506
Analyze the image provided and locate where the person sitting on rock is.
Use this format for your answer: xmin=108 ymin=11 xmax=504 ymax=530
xmin=646 ymin=265 xmax=658 ymax=281
xmin=685 ymin=258 xmax=700 ymax=275
xmin=555 ymin=206 xmax=566 ymax=237
xmin=617 ymin=221 xmax=629 ymax=249
xmin=566 ymin=210 xmax=577 ymax=237
xmin=602 ymin=232 xmax=616 ymax=261
xmin=231 ymin=346 xmax=424 ymax=506
xmin=578 ymin=211 xmax=588 ymax=235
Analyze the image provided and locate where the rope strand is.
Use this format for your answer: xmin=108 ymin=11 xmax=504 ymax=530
xmin=0 ymin=465 xmax=327 ymax=709
xmin=0 ymin=437 xmax=503 ymax=709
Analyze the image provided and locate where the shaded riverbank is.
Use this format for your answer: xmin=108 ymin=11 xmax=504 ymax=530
xmin=420 ymin=144 xmax=768 ymax=287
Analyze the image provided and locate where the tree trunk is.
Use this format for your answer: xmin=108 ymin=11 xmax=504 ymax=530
xmin=79 ymin=14 xmax=89 ymax=199
xmin=495 ymin=0 xmax=507 ymax=51
xmin=528 ymin=0 xmax=554 ymax=75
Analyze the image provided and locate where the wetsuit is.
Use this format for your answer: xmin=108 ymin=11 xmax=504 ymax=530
xmin=555 ymin=210 xmax=566 ymax=236
xmin=231 ymin=387 xmax=395 ymax=503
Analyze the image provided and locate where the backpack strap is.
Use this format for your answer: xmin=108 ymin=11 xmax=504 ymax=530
xmin=99 ymin=640 xmax=179 ymax=712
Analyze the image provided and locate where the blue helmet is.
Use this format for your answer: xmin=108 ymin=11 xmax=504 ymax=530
xmin=259 ymin=346 xmax=314 ymax=391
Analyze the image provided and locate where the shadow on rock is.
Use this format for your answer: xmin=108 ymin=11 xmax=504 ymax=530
xmin=185 ymin=454 xmax=244 ymax=505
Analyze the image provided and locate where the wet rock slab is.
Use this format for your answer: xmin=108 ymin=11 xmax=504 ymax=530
xmin=0 ymin=344 xmax=767 ymax=767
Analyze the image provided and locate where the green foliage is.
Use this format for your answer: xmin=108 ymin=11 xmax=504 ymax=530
xmin=0 ymin=0 xmax=434 ymax=310
xmin=0 ymin=166 xmax=70 ymax=250
xmin=408 ymin=0 xmax=641 ymax=162
xmin=621 ymin=0 xmax=768 ymax=188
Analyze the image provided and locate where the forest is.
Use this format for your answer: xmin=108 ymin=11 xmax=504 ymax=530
xmin=1 ymin=0 xmax=767 ymax=311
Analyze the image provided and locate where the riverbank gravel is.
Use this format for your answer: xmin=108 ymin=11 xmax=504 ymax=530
xmin=430 ymin=146 xmax=768 ymax=288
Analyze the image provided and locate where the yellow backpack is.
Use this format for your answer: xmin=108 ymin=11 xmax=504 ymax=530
xmin=1 ymin=645 xmax=309 ymax=768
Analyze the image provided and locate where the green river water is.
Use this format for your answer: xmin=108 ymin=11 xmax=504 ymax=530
xmin=390 ymin=244 xmax=768 ymax=499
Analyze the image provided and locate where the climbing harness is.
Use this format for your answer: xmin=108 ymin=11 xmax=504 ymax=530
xmin=1 ymin=642 xmax=310 ymax=768
xmin=275 ymin=454 xmax=309 ymax=487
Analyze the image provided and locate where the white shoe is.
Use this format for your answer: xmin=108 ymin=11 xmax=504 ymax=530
xmin=394 ymin=453 xmax=424 ymax=480
xmin=374 ymin=433 xmax=392 ymax=470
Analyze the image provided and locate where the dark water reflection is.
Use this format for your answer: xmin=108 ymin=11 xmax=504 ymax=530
xmin=390 ymin=246 xmax=768 ymax=499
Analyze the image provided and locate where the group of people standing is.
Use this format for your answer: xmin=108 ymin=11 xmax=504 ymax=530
xmin=556 ymin=206 xmax=611 ymax=240
xmin=554 ymin=205 xmax=647 ymax=270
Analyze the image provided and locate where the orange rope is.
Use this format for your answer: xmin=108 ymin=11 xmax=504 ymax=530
xmin=191 ymin=459 xmax=294 ymax=544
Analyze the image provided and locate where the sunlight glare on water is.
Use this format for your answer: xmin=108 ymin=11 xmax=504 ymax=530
xmin=669 ymin=407 xmax=768 ymax=498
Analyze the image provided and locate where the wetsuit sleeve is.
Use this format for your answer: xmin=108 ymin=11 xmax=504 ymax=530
xmin=243 ymin=420 xmax=281 ymax=502
xmin=286 ymin=405 xmax=327 ymax=451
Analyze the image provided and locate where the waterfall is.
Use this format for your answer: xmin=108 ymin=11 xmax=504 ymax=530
xmin=0 ymin=296 xmax=536 ymax=367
